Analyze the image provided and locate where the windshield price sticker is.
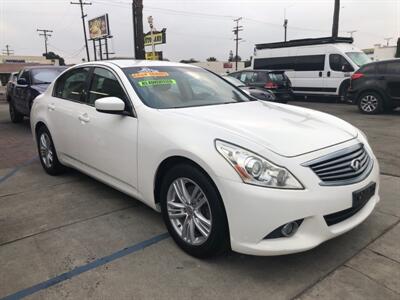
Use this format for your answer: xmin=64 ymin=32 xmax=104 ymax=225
xmin=138 ymin=79 xmax=176 ymax=87
xmin=132 ymin=71 xmax=169 ymax=78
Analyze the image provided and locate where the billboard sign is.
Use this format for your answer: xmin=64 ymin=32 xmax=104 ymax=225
xmin=144 ymin=29 xmax=166 ymax=47
xmin=88 ymin=14 xmax=110 ymax=40
xmin=145 ymin=51 xmax=163 ymax=61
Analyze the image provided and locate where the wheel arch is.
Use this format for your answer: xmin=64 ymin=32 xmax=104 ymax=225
xmin=153 ymin=156 xmax=219 ymax=206
xmin=357 ymin=89 xmax=388 ymax=105
xmin=338 ymin=79 xmax=350 ymax=96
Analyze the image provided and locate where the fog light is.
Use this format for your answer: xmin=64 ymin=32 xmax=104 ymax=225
xmin=281 ymin=221 xmax=299 ymax=237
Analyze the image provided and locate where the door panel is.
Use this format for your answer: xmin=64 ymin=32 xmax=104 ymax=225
xmin=385 ymin=62 xmax=400 ymax=100
xmin=50 ymin=67 xmax=91 ymax=161
xmin=292 ymin=53 xmax=325 ymax=94
xmin=78 ymin=67 xmax=138 ymax=188
xmin=325 ymin=54 xmax=354 ymax=95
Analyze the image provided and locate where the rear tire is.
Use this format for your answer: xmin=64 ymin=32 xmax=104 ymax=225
xmin=159 ymin=163 xmax=230 ymax=258
xmin=358 ymin=91 xmax=384 ymax=114
xmin=9 ymin=101 xmax=24 ymax=123
xmin=36 ymin=126 xmax=65 ymax=175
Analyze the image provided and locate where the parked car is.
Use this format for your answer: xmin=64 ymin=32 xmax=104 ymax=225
xmin=5 ymin=72 xmax=19 ymax=100
xmin=253 ymin=37 xmax=371 ymax=101
xmin=222 ymin=75 xmax=277 ymax=102
xmin=348 ymin=59 xmax=400 ymax=114
xmin=8 ymin=66 xmax=67 ymax=123
xmin=31 ymin=60 xmax=379 ymax=258
xmin=228 ymin=69 xmax=293 ymax=102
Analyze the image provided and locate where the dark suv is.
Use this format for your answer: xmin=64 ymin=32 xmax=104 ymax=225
xmin=348 ymin=59 xmax=400 ymax=114
xmin=229 ymin=70 xmax=293 ymax=102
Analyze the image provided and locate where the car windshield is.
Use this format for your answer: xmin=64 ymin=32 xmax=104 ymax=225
xmin=223 ymin=76 xmax=246 ymax=87
xmin=123 ymin=66 xmax=251 ymax=109
xmin=32 ymin=68 xmax=65 ymax=84
xmin=346 ymin=52 xmax=371 ymax=67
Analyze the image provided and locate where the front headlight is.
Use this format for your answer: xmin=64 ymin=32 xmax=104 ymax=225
xmin=215 ymin=140 xmax=303 ymax=189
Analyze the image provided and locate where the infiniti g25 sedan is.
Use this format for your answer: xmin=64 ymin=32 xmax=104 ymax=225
xmin=31 ymin=60 xmax=380 ymax=258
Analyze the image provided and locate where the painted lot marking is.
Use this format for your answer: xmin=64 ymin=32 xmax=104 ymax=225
xmin=0 ymin=158 xmax=37 ymax=185
xmin=1 ymin=232 xmax=169 ymax=300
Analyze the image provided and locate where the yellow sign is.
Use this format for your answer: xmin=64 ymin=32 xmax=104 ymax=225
xmin=144 ymin=29 xmax=166 ymax=47
xmin=132 ymin=71 xmax=169 ymax=78
xmin=145 ymin=52 xmax=163 ymax=60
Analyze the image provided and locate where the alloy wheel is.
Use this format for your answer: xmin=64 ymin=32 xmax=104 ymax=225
xmin=39 ymin=132 xmax=54 ymax=168
xmin=167 ymin=177 xmax=212 ymax=246
xmin=360 ymin=95 xmax=378 ymax=112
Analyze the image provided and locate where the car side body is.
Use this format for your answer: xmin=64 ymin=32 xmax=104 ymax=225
xmin=348 ymin=59 xmax=400 ymax=114
xmin=30 ymin=60 xmax=380 ymax=257
xmin=8 ymin=66 xmax=67 ymax=122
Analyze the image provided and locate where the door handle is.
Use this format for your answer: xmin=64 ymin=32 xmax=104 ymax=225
xmin=319 ymin=71 xmax=323 ymax=77
xmin=78 ymin=113 xmax=90 ymax=123
xmin=327 ymin=71 xmax=331 ymax=77
xmin=47 ymin=103 xmax=55 ymax=111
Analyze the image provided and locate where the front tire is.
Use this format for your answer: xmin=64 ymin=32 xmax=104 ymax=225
xmin=358 ymin=91 xmax=384 ymax=114
xmin=159 ymin=164 xmax=230 ymax=258
xmin=36 ymin=126 xmax=65 ymax=175
xmin=9 ymin=101 xmax=24 ymax=123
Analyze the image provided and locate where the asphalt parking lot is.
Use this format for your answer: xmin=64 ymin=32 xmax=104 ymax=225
xmin=0 ymin=101 xmax=399 ymax=299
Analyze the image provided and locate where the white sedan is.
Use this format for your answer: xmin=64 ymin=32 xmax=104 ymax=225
xmin=30 ymin=60 xmax=380 ymax=257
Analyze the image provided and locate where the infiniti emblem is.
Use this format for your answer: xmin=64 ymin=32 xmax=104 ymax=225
xmin=350 ymin=159 xmax=361 ymax=171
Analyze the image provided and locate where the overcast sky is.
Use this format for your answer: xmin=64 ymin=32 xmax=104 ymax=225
xmin=1 ymin=0 xmax=399 ymax=64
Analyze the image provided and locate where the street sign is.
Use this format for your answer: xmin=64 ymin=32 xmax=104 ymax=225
xmin=144 ymin=29 xmax=166 ymax=47
xmin=145 ymin=51 xmax=163 ymax=60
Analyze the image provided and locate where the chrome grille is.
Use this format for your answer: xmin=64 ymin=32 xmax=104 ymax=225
xmin=303 ymin=143 xmax=373 ymax=186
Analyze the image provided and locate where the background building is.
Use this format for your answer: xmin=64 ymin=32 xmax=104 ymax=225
xmin=363 ymin=45 xmax=397 ymax=61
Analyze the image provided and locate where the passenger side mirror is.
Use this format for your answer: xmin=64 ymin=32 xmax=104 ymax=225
xmin=17 ymin=78 xmax=28 ymax=86
xmin=95 ymin=97 xmax=125 ymax=114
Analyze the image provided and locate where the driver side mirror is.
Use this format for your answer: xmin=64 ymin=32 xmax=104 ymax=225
xmin=17 ymin=78 xmax=28 ymax=86
xmin=94 ymin=97 xmax=125 ymax=114
xmin=342 ymin=64 xmax=354 ymax=73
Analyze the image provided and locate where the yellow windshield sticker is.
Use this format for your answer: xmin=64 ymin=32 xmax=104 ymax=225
xmin=132 ymin=71 xmax=169 ymax=78
xmin=138 ymin=79 xmax=176 ymax=87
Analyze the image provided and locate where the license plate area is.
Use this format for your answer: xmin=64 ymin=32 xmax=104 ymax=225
xmin=353 ymin=182 xmax=376 ymax=208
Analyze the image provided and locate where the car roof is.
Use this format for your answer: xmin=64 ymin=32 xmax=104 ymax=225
xmin=363 ymin=58 xmax=400 ymax=66
xmin=80 ymin=59 xmax=199 ymax=69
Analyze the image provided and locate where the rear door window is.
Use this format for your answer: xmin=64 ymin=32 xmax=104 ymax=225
xmin=54 ymin=67 xmax=91 ymax=101
xmin=386 ymin=62 xmax=400 ymax=75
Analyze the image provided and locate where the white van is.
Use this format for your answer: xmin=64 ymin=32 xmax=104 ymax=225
xmin=252 ymin=37 xmax=371 ymax=100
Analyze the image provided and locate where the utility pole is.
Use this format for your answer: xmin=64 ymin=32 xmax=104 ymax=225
xmin=71 ymin=0 xmax=91 ymax=62
xmin=37 ymin=29 xmax=53 ymax=55
xmin=384 ymin=37 xmax=393 ymax=46
xmin=233 ymin=17 xmax=243 ymax=71
xmin=2 ymin=44 xmax=14 ymax=56
xmin=332 ymin=0 xmax=340 ymax=38
xmin=347 ymin=30 xmax=357 ymax=38
xmin=132 ymin=0 xmax=145 ymax=59
xmin=283 ymin=8 xmax=288 ymax=42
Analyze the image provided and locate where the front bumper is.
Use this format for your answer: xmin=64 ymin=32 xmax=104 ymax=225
xmin=216 ymin=145 xmax=380 ymax=256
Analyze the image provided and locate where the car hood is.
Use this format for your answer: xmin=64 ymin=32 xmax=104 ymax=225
xmin=166 ymin=101 xmax=358 ymax=157
xmin=31 ymin=84 xmax=49 ymax=94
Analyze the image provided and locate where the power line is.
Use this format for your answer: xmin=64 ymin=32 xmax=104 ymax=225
xmin=71 ymin=0 xmax=92 ymax=62
xmin=2 ymin=44 xmax=14 ymax=56
xmin=37 ymin=29 xmax=53 ymax=55
xmin=233 ymin=17 xmax=243 ymax=71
